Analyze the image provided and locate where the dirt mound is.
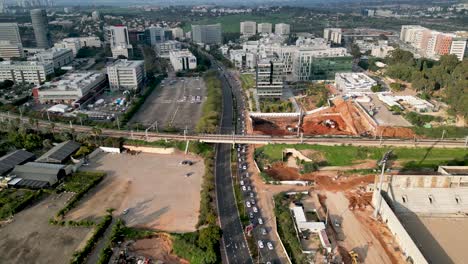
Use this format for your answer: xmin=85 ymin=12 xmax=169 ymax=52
xmin=346 ymin=192 xmax=373 ymax=210
xmin=265 ymin=162 xmax=301 ymax=180
xmin=308 ymin=174 xmax=375 ymax=191
xmin=129 ymin=234 xmax=188 ymax=264
xmin=377 ymin=126 xmax=416 ymax=139
xmin=302 ymin=114 xmax=353 ymax=135
xmin=252 ymin=117 xmax=298 ymax=136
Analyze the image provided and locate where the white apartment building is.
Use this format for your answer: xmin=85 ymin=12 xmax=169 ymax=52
xmin=275 ymin=23 xmax=290 ymax=35
xmin=240 ymin=21 xmax=257 ymax=36
xmin=54 ymin=36 xmax=102 ymax=56
xmin=0 ymin=61 xmax=54 ymax=84
xmin=229 ymin=49 xmax=257 ymax=69
xmin=32 ymin=71 xmax=107 ymax=106
xmin=169 ymin=50 xmax=197 ymax=71
xmin=155 ymin=40 xmax=181 ymax=58
xmin=371 ymin=45 xmax=395 ymax=58
xmin=449 ymin=39 xmax=467 ymax=61
xmin=171 ymin=27 xmax=184 ymax=39
xmin=256 ymin=58 xmax=285 ymax=98
xmin=323 ymin=28 xmax=342 ymax=44
xmin=35 ymin=48 xmax=73 ymax=69
xmin=335 ymin=72 xmax=377 ymax=95
xmin=107 ymin=59 xmax=145 ymax=91
xmin=0 ymin=23 xmax=22 ymax=45
xmin=0 ymin=40 xmax=24 ymax=59
xmin=257 ymin=23 xmax=272 ymax=34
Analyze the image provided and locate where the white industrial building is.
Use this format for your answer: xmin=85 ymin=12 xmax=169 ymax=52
xmin=35 ymin=48 xmax=73 ymax=69
xmin=240 ymin=21 xmax=257 ymax=36
xmin=335 ymin=73 xmax=377 ymax=95
xmin=0 ymin=61 xmax=54 ymax=84
xmin=275 ymin=23 xmax=290 ymax=35
xmin=257 ymin=23 xmax=272 ymax=34
xmin=155 ymin=40 xmax=181 ymax=58
xmin=32 ymin=71 xmax=107 ymax=106
xmin=107 ymin=59 xmax=145 ymax=91
xmin=54 ymin=36 xmax=102 ymax=57
xmin=169 ymin=50 xmax=197 ymax=72
xmin=0 ymin=40 xmax=24 ymax=59
xmin=377 ymin=94 xmax=434 ymax=112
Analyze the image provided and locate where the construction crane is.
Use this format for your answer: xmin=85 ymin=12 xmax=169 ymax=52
xmin=348 ymin=250 xmax=359 ymax=264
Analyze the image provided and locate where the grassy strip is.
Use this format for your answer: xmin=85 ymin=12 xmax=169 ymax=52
xmin=172 ymin=225 xmax=221 ymax=264
xmin=56 ymin=171 xmax=106 ymax=218
xmin=255 ymin=144 xmax=468 ymax=168
xmin=195 ymin=71 xmax=222 ymax=133
xmin=70 ymin=213 xmax=113 ymax=264
xmin=0 ymin=189 xmax=44 ymax=220
xmin=412 ymin=126 xmax=468 ymax=139
xmin=196 ymin=145 xmax=217 ymax=227
xmin=121 ymin=74 xmax=166 ymax=125
xmin=240 ymin=74 xmax=255 ymax=90
xmin=49 ymin=218 xmax=95 ymax=227
xmin=274 ymin=193 xmax=308 ymax=263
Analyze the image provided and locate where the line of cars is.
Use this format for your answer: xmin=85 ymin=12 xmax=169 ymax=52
xmin=236 ymin=144 xmax=276 ymax=262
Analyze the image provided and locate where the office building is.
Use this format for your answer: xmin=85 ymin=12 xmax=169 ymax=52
xmin=107 ymin=59 xmax=145 ymax=91
xmin=172 ymin=27 xmax=184 ymax=40
xmin=32 ymin=71 xmax=107 ymax=106
xmin=191 ymin=24 xmax=222 ymax=45
xmin=323 ymin=28 xmax=342 ymax=44
xmin=257 ymin=23 xmax=272 ymax=34
xmin=275 ymin=23 xmax=290 ymax=35
xmin=106 ymin=25 xmax=133 ymax=59
xmin=256 ymin=58 xmax=285 ymax=98
xmin=0 ymin=41 xmax=24 ymax=59
xmin=30 ymin=9 xmax=51 ymax=49
xmin=229 ymin=49 xmax=257 ymax=69
xmin=240 ymin=21 xmax=257 ymax=36
xmin=145 ymin=26 xmax=166 ymax=45
xmin=55 ymin=36 xmax=102 ymax=56
xmin=155 ymin=40 xmax=181 ymax=58
xmin=35 ymin=48 xmax=73 ymax=69
xmin=169 ymin=50 xmax=197 ymax=71
xmin=0 ymin=61 xmax=54 ymax=84
xmin=292 ymin=48 xmax=352 ymax=81
xmin=0 ymin=23 xmax=22 ymax=45
xmin=91 ymin=10 xmax=100 ymax=21
xmin=335 ymin=72 xmax=377 ymax=95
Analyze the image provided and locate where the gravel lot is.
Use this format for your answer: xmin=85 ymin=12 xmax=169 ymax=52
xmin=0 ymin=193 xmax=92 ymax=264
xmin=68 ymin=152 xmax=204 ymax=232
xmin=129 ymin=76 xmax=206 ymax=131
xmin=360 ymin=94 xmax=412 ymax=127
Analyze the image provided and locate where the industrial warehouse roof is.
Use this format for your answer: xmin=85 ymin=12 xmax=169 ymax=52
xmin=36 ymin=140 xmax=80 ymax=164
xmin=9 ymin=162 xmax=66 ymax=187
xmin=0 ymin=149 xmax=35 ymax=175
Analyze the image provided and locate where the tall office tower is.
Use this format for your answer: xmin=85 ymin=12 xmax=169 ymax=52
xmin=0 ymin=23 xmax=22 ymax=45
xmin=191 ymin=24 xmax=222 ymax=45
xmin=256 ymin=58 xmax=285 ymax=98
xmin=240 ymin=21 xmax=257 ymax=36
xmin=30 ymin=9 xmax=51 ymax=49
xmin=144 ymin=26 xmax=165 ymax=45
xmin=275 ymin=23 xmax=291 ymax=35
xmin=257 ymin=23 xmax=272 ymax=34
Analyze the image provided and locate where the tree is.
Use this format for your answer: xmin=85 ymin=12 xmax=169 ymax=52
xmin=371 ymin=84 xmax=383 ymax=92
xmin=389 ymin=82 xmax=404 ymax=92
xmin=386 ymin=48 xmax=414 ymax=65
xmin=91 ymin=127 xmax=102 ymax=145
xmin=350 ymin=44 xmax=361 ymax=59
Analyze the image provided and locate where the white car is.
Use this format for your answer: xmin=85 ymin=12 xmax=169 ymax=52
xmin=267 ymin=242 xmax=274 ymax=250
xmin=258 ymin=240 xmax=264 ymax=249
xmin=250 ymin=199 xmax=255 ymax=205
xmin=242 ymin=186 xmax=247 ymax=191
xmin=247 ymin=186 xmax=252 ymax=191
xmin=242 ymin=165 xmax=247 ymax=170
xmin=258 ymin=218 xmax=263 ymax=225
xmin=246 ymin=201 xmax=251 ymax=208
xmin=252 ymin=206 xmax=258 ymax=213
xmin=240 ymin=180 xmax=244 ymax=186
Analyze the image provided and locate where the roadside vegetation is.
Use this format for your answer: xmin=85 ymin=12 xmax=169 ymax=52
xmin=172 ymin=225 xmax=221 ymax=264
xmin=195 ymin=71 xmax=222 ymax=133
xmin=240 ymin=74 xmax=255 ymax=91
xmin=259 ymin=99 xmax=295 ymax=113
xmin=0 ymin=189 xmax=44 ymax=220
xmin=255 ymin=144 xmax=468 ymax=169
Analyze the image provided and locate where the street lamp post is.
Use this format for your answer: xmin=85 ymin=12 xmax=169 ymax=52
xmin=372 ymin=150 xmax=393 ymax=219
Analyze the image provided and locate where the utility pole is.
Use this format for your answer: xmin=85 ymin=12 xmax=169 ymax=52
xmin=373 ymin=150 xmax=393 ymax=219
xmin=441 ymin=129 xmax=446 ymax=141
xmin=116 ymin=116 xmax=120 ymax=130
xmin=465 ymin=136 xmax=468 ymax=149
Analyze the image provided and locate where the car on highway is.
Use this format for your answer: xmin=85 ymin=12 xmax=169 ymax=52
xmin=258 ymin=240 xmax=264 ymax=249
xmin=261 ymin=228 xmax=267 ymax=235
xmin=240 ymin=180 xmax=244 ymax=186
xmin=247 ymin=186 xmax=252 ymax=191
xmin=252 ymin=206 xmax=258 ymax=213
xmin=250 ymin=199 xmax=255 ymax=205
xmin=242 ymin=165 xmax=247 ymax=170
xmin=267 ymin=242 xmax=274 ymax=250
xmin=242 ymin=186 xmax=247 ymax=191
xmin=246 ymin=201 xmax=251 ymax=208
xmin=249 ymin=192 xmax=255 ymax=198
xmin=249 ymin=212 xmax=254 ymax=219
xmin=258 ymin=217 xmax=263 ymax=224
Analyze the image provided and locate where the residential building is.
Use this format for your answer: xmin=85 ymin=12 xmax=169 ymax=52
xmin=30 ymin=9 xmax=51 ymax=49
xmin=0 ymin=23 xmax=22 ymax=45
xmin=91 ymin=10 xmax=100 ymax=21
xmin=275 ymin=23 xmax=290 ymax=35
xmin=256 ymin=58 xmax=285 ymax=98
xmin=335 ymin=72 xmax=377 ymax=95
xmin=54 ymin=38 xmax=80 ymax=56
xmin=240 ymin=21 xmax=257 ymax=36
xmin=449 ymin=38 xmax=467 ymax=60
xmin=172 ymin=27 xmax=184 ymax=39
xmin=371 ymin=45 xmax=395 ymax=58
xmin=229 ymin=49 xmax=257 ymax=69
xmin=323 ymin=28 xmax=342 ymax=44
xmin=169 ymin=50 xmax=197 ymax=71
xmin=107 ymin=59 xmax=145 ymax=91
xmin=257 ymin=23 xmax=272 ymax=34
xmin=155 ymin=40 xmax=181 ymax=58
xmin=32 ymin=71 xmax=107 ymax=106
xmin=191 ymin=24 xmax=222 ymax=45
xmin=0 ymin=40 xmax=24 ymax=59
xmin=0 ymin=61 xmax=54 ymax=84
xmin=35 ymin=48 xmax=73 ymax=69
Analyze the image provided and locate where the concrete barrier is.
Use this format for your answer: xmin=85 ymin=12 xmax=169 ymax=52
xmin=279 ymin=180 xmax=311 ymax=186
xmin=99 ymin=146 xmax=121 ymax=153
xmin=123 ymin=145 xmax=176 ymax=154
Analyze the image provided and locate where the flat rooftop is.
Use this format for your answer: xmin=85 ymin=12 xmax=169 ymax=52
xmin=108 ymin=59 xmax=144 ymax=68
xmin=399 ymin=214 xmax=468 ymax=264
xmin=38 ymin=72 xmax=105 ymax=91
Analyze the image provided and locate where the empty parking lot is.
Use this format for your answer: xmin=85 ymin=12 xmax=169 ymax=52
xmin=68 ymin=151 xmax=204 ymax=232
xmin=129 ymin=77 xmax=206 ymax=131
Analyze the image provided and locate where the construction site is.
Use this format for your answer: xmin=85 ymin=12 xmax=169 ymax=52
xmin=251 ymin=98 xmax=415 ymax=138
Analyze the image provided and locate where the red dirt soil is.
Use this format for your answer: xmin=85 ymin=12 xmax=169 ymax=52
xmin=302 ymin=114 xmax=353 ymax=135
xmin=377 ymin=126 xmax=416 ymax=139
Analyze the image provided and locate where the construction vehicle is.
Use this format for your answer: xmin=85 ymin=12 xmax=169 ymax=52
xmin=349 ymin=250 xmax=360 ymax=264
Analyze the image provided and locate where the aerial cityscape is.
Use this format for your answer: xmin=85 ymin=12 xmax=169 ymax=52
xmin=0 ymin=0 xmax=466 ymax=264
